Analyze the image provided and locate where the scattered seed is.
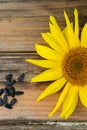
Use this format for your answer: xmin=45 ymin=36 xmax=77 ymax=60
xmin=10 ymin=98 xmax=17 ymax=106
xmin=17 ymin=73 xmax=25 ymax=82
xmin=12 ymin=80 xmax=16 ymax=85
xmin=9 ymin=87 xmax=15 ymax=97
xmin=6 ymin=80 xmax=16 ymax=87
xmin=5 ymin=103 xmax=12 ymax=109
xmin=4 ymin=88 xmax=9 ymax=96
xmin=0 ymin=89 xmax=4 ymax=96
xmin=15 ymin=91 xmax=24 ymax=95
xmin=5 ymin=74 xmax=13 ymax=81
xmin=3 ymin=95 xmax=7 ymax=105
xmin=0 ymin=73 xmax=24 ymax=109
xmin=6 ymin=81 xmax=12 ymax=87
xmin=0 ymin=98 xmax=3 ymax=106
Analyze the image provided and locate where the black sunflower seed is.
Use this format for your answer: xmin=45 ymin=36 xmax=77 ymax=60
xmin=5 ymin=103 xmax=12 ymax=109
xmin=5 ymin=74 xmax=13 ymax=81
xmin=0 ymin=98 xmax=3 ymax=106
xmin=4 ymin=88 xmax=10 ymax=96
xmin=4 ymin=73 xmax=25 ymax=110
xmin=6 ymin=81 xmax=12 ymax=87
xmin=17 ymin=73 xmax=25 ymax=82
xmin=12 ymin=80 xmax=16 ymax=85
xmin=3 ymin=95 xmax=7 ymax=105
xmin=0 ymin=89 xmax=4 ymax=96
xmin=10 ymin=98 xmax=17 ymax=106
xmin=15 ymin=91 xmax=24 ymax=95
xmin=9 ymin=87 xmax=15 ymax=97
xmin=6 ymin=80 xmax=16 ymax=87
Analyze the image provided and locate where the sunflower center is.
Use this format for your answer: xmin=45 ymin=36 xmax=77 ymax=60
xmin=62 ymin=47 xmax=87 ymax=86
xmin=71 ymin=60 xmax=83 ymax=73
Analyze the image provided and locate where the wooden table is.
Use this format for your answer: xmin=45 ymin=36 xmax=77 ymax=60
xmin=0 ymin=0 xmax=87 ymax=129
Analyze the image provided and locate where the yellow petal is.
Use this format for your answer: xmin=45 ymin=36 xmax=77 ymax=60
xmin=79 ymin=86 xmax=87 ymax=108
xmin=41 ymin=32 xmax=65 ymax=56
xmin=64 ymin=11 xmax=80 ymax=48
xmin=74 ymin=8 xmax=79 ymax=38
xmin=49 ymin=23 xmax=69 ymax=52
xmin=48 ymin=82 xmax=70 ymax=117
xmin=37 ymin=77 xmax=66 ymax=101
xmin=60 ymin=85 xmax=78 ymax=118
xmin=81 ymin=23 xmax=87 ymax=48
xmin=49 ymin=15 xmax=69 ymax=51
xmin=49 ymin=15 xmax=61 ymax=31
xmin=36 ymin=44 xmax=63 ymax=61
xmin=84 ymin=86 xmax=87 ymax=97
xmin=64 ymin=94 xmax=78 ymax=119
xmin=26 ymin=59 xmax=61 ymax=69
xmin=31 ymin=68 xmax=62 ymax=82
xmin=63 ymin=22 xmax=73 ymax=44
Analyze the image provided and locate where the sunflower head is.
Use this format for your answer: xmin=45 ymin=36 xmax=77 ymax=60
xmin=26 ymin=8 xmax=87 ymax=119
xmin=62 ymin=47 xmax=87 ymax=86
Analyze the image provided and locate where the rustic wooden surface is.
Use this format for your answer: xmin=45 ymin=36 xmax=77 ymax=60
xmin=0 ymin=0 xmax=87 ymax=129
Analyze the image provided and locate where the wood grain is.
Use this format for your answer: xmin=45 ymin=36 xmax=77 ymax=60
xmin=0 ymin=0 xmax=87 ymax=129
xmin=0 ymin=52 xmax=45 ymax=82
xmin=0 ymin=1 xmax=86 ymax=51
xmin=0 ymin=124 xmax=86 ymax=130
xmin=0 ymin=124 xmax=87 ymax=130
xmin=0 ymin=82 xmax=86 ymax=121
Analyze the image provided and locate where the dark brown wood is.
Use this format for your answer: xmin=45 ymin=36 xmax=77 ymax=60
xmin=0 ymin=125 xmax=86 ymax=130
xmin=0 ymin=82 xmax=86 ymax=122
xmin=0 ymin=120 xmax=86 ymax=130
xmin=0 ymin=124 xmax=86 ymax=130
xmin=0 ymin=1 xmax=85 ymax=52
xmin=0 ymin=52 xmax=43 ymax=82
xmin=0 ymin=0 xmax=86 ymax=129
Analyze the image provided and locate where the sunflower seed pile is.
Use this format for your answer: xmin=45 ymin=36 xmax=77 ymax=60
xmin=0 ymin=73 xmax=25 ymax=109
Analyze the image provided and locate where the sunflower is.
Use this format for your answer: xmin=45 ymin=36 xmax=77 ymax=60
xmin=26 ymin=9 xmax=87 ymax=119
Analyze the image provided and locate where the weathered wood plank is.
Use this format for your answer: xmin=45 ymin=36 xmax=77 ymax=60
xmin=0 ymin=0 xmax=87 ymax=127
xmin=0 ymin=83 xmax=86 ymax=121
xmin=0 ymin=1 xmax=86 ymax=11
xmin=0 ymin=124 xmax=87 ymax=130
xmin=0 ymin=52 xmax=86 ymax=122
xmin=0 ymin=1 xmax=86 ymax=51
xmin=0 ymin=53 xmax=43 ymax=82
xmin=0 ymin=18 xmax=47 ymax=52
